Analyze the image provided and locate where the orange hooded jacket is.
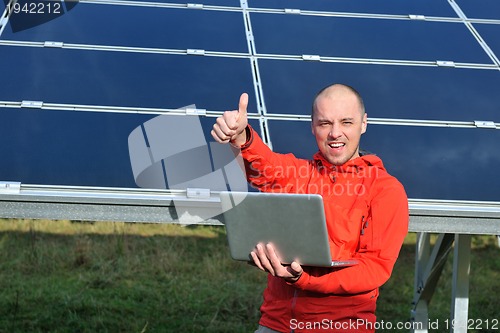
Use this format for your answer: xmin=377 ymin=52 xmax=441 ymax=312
xmin=239 ymin=126 xmax=409 ymax=333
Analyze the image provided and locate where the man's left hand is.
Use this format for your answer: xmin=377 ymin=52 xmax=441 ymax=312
xmin=250 ymin=243 xmax=303 ymax=283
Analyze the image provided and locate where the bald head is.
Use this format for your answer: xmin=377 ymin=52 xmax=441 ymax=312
xmin=311 ymin=84 xmax=365 ymax=120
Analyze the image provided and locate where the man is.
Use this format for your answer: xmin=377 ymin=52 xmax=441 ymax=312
xmin=212 ymin=84 xmax=409 ymax=333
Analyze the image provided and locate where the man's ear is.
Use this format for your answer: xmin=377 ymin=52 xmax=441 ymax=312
xmin=361 ymin=113 xmax=368 ymax=134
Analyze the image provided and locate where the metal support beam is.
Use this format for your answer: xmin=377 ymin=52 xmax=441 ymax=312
xmin=410 ymin=233 xmax=476 ymax=333
xmin=412 ymin=233 xmax=431 ymax=333
xmin=411 ymin=233 xmax=455 ymax=332
xmin=451 ymin=234 xmax=471 ymax=333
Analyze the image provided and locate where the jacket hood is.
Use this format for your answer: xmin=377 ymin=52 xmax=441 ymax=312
xmin=313 ymin=151 xmax=387 ymax=174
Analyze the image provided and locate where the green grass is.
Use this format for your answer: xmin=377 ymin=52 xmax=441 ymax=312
xmin=0 ymin=219 xmax=498 ymax=333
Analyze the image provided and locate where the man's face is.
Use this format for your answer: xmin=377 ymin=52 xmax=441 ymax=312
xmin=311 ymin=93 xmax=367 ymax=166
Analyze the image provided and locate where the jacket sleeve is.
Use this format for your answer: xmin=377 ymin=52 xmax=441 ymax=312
xmin=292 ymin=179 xmax=409 ymax=294
xmin=239 ymin=125 xmax=311 ymax=193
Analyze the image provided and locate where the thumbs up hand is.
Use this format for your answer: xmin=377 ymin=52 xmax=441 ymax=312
xmin=211 ymin=93 xmax=249 ymax=147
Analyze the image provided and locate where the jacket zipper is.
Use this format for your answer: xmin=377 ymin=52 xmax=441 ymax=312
xmin=360 ymin=215 xmax=368 ymax=235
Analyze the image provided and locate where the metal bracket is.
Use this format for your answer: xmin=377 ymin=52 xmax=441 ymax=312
xmin=187 ymin=49 xmax=206 ymax=56
xmin=284 ymin=8 xmax=301 ymax=14
xmin=186 ymin=188 xmax=211 ymax=199
xmin=302 ymin=54 xmax=321 ymax=61
xmin=246 ymin=32 xmax=254 ymax=42
xmin=21 ymin=100 xmax=43 ymax=109
xmin=0 ymin=181 xmax=21 ymax=194
xmin=436 ymin=60 xmax=456 ymax=68
xmin=474 ymin=120 xmax=496 ymax=129
xmin=409 ymin=15 xmax=426 ymax=20
xmin=185 ymin=107 xmax=206 ymax=116
xmin=44 ymin=41 xmax=64 ymax=48
xmin=187 ymin=3 xmax=203 ymax=9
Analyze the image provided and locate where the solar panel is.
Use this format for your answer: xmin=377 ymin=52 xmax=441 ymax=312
xmin=1 ymin=5 xmax=249 ymax=52
xmin=473 ymin=23 xmax=500 ymax=57
xmin=0 ymin=0 xmax=499 ymax=203
xmin=0 ymin=104 xmax=260 ymax=188
xmin=0 ymin=47 xmax=256 ymax=111
xmin=258 ymin=60 xmax=500 ymax=121
xmin=454 ymin=0 xmax=500 ymax=20
xmin=267 ymin=120 xmax=500 ymax=202
xmin=251 ymin=14 xmax=490 ymax=63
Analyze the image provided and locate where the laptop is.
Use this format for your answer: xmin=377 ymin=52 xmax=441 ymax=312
xmin=220 ymin=191 xmax=359 ymax=268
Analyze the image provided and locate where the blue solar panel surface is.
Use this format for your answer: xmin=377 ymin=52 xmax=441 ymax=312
xmin=251 ymin=15 xmax=491 ymax=63
xmin=474 ymin=23 xmax=500 ymax=57
xmin=259 ymin=60 xmax=500 ymax=121
xmin=1 ymin=0 xmax=499 ymax=202
xmin=268 ymin=120 xmax=500 ymax=202
xmin=1 ymin=5 xmax=249 ymax=52
xmin=0 ymin=46 xmax=256 ymax=110
xmin=455 ymin=0 xmax=500 ymax=20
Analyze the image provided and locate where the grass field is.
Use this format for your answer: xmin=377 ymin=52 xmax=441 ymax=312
xmin=0 ymin=219 xmax=498 ymax=333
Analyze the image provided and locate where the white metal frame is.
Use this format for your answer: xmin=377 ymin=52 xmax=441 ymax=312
xmin=1 ymin=184 xmax=499 ymax=333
